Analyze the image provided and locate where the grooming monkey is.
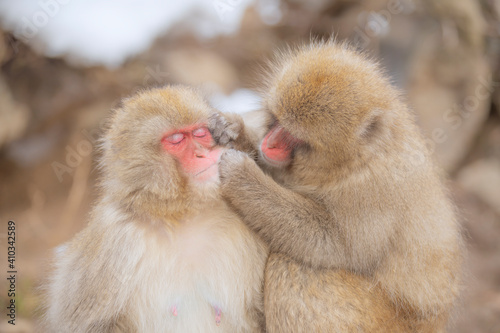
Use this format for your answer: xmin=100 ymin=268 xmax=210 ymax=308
xmin=43 ymin=86 xmax=268 ymax=332
xmin=210 ymin=41 xmax=463 ymax=332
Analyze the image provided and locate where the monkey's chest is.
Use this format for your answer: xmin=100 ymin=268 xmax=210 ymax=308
xmin=131 ymin=223 xmax=252 ymax=332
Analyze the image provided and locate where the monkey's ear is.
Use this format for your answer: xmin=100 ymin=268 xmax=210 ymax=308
xmin=357 ymin=109 xmax=390 ymax=143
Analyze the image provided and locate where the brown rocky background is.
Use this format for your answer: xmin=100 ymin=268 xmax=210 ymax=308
xmin=1 ymin=0 xmax=499 ymax=332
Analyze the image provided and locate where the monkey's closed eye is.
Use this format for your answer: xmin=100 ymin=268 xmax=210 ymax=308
xmin=164 ymin=133 xmax=185 ymax=144
xmin=192 ymin=128 xmax=209 ymax=138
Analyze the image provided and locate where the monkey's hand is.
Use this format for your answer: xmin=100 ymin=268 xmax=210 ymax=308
xmin=218 ymin=149 xmax=251 ymax=183
xmin=208 ymin=112 xmax=244 ymax=148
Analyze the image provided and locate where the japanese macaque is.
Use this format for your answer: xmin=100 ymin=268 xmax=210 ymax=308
xmin=42 ymin=86 xmax=268 ymax=332
xmin=210 ymin=41 xmax=463 ymax=332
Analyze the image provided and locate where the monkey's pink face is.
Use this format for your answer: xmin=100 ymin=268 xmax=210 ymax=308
xmin=260 ymin=124 xmax=302 ymax=168
xmin=162 ymin=125 xmax=222 ymax=182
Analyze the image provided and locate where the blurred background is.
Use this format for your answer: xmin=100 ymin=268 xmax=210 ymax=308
xmin=0 ymin=0 xmax=499 ymax=332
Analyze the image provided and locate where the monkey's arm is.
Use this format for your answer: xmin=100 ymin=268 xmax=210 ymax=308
xmin=46 ymin=222 xmax=140 ymax=332
xmin=219 ymin=150 xmax=351 ymax=269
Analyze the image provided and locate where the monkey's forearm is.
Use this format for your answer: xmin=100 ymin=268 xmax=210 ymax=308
xmin=46 ymin=225 xmax=137 ymax=332
xmin=50 ymin=268 xmax=128 ymax=332
xmin=222 ymin=156 xmax=345 ymax=269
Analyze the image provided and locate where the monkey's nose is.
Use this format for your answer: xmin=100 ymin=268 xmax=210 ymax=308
xmin=193 ymin=141 xmax=209 ymax=158
xmin=194 ymin=147 xmax=208 ymax=158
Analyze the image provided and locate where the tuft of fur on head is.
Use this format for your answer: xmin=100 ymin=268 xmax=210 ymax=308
xmin=259 ymin=39 xmax=404 ymax=167
xmin=98 ymin=85 xmax=220 ymax=220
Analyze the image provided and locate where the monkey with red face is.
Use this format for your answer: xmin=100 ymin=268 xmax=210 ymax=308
xmin=43 ymin=86 xmax=268 ymax=333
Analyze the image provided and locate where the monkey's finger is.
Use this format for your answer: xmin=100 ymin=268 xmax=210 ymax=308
xmin=219 ymin=133 xmax=231 ymax=146
xmin=224 ymin=119 xmax=242 ymax=141
xmin=209 ymin=113 xmax=229 ymax=137
xmin=208 ymin=113 xmax=223 ymax=141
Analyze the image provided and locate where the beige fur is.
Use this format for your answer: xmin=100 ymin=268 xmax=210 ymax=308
xmin=42 ymin=86 xmax=268 ymax=332
xmin=210 ymin=41 xmax=463 ymax=332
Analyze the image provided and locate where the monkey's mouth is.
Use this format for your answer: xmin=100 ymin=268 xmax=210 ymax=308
xmin=196 ymin=164 xmax=215 ymax=175
xmin=260 ymin=149 xmax=292 ymax=168
xmin=194 ymin=163 xmax=218 ymax=181
xmin=259 ymin=124 xmax=299 ymax=168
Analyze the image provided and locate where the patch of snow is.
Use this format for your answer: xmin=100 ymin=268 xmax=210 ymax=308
xmin=0 ymin=0 xmax=256 ymax=68
xmin=210 ymin=88 xmax=261 ymax=114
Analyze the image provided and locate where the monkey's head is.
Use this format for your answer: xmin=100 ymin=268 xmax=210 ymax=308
xmin=100 ymin=86 xmax=223 ymax=219
xmin=259 ymin=42 xmax=401 ymax=179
